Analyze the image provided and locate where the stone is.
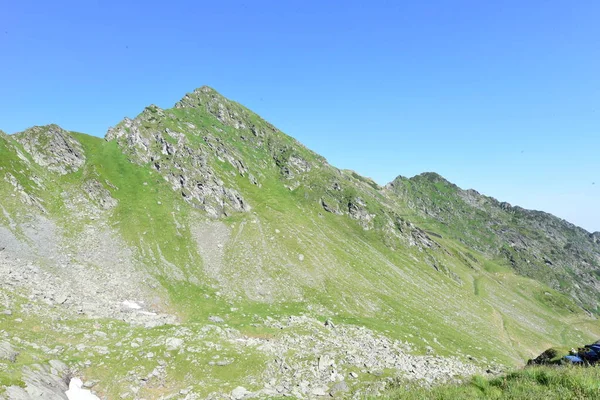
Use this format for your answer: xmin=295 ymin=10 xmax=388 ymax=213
xmin=208 ymin=315 xmax=225 ymax=323
xmin=55 ymin=294 xmax=68 ymax=304
xmin=330 ymin=381 xmax=349 ymax=395
xmin=231 ymin=386 xmax=249 ymax=399
xmin=165 ymin=337 xmax=184 ymax=351
xmin=311 ymin=387 xmax=328 ymax=396
xmin=318 ymin=355 xmax=332 ymax=371
xmin=0 ymin=341 xmax=18 ymax=362
xmin=49 ymin=359 xmax=68 ymax=375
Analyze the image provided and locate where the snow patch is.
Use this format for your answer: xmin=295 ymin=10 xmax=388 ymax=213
xmin=122 ymin=300 xmax=142 ymax=310
xmin=66 ymin=377 xmax=100 ymax=400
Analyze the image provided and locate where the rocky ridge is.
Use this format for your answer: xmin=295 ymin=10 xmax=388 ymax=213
xmin=387 ymin=173 xmax=600 ymax=312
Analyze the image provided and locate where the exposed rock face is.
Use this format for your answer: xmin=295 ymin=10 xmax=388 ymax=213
xmin=3 ymin=172 xmax=47 ymax=213
xmin=348 ymin=197 xmax=375 ymax=229
xmin=0 ymin=341 xmax=18 ymax=362
xmin=4 ymin=360 xmax=69 ymax=400
xmin=82 ymin=180 xmax=117 ymax=209
xmin=320 ymin=198 xmax=342 ymax=215
xmin=106 ymin=105 xmax=249 ymax=217
xmin=393 ymin=217 xmax=439 ymax=249
xmin=14 ymin=125 xmax=85 ymax=174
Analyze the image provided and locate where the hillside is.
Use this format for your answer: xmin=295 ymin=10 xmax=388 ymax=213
xmin=1 ymin=86 xmax=599 ymax=399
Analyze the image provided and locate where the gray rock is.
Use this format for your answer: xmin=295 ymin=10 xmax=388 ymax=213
xmin=165 ymin=337 xmax=184 ymax=351
xmin=330 ymin=381 xmax=349 ymax=396
xmin=0 ymin=341 xmax=18 ymax=362
xmin=4 ymin=386 xmax=31 ymax=400
xmin=318 ymin=354 xmax=332 ymax=371
xmin=231 ymin=386 xmax=249 ymax=399
xmin=49 ymin=359 xmax=68 ymax=375
xmin=311 ymin=387 xmax=328 ymax=396
xmin=7 ymin=363 xmax=69 ymax=399
xmin=54 ymin=294 xmax=68 ymax=305
xmin=83 ymin=380 xmax=97 ymax=389
xmin=208 ymin=315 xmax=225 ymax=324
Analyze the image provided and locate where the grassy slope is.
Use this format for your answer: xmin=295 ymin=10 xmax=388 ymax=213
xmin=380 ymin=366 xmax=600 ymax=399
xmin=387 ymin=173 xmax=600 ymax=313
xmin=2 ymin=89 xmax=600 ymax=396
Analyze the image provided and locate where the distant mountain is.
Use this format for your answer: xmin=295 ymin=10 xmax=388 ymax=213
xmin=387 ymin=172 xmax=600 ymax=314
xmin=1 ymin=86 xmax=599 ymax=398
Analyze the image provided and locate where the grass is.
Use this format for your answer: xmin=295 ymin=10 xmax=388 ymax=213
xmin=380 ymin=366 xmax=600 ymax=399
xmin=2 ymin=87 xmax=600 ymax=397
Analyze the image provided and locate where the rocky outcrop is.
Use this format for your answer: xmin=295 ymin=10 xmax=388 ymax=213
xmin=320 ymin=197 xmax=342 ymax=215
xmin=14 ymin=125 xmax=85 ymax=175
xmin=175 ymin=86 xmax=249 ymax=130
xmin=3 ymin=172 xmax=46 ymax=213
xmin=348 ymin=197 xmax=375 ymax=229
xmin=82 ymin=180 xmax=117 ymax=209
xmin=106 ymin=105 xmax=249 ymax=217
xmin=0 ymin=341 xmax=19 ymax=362
xmin=4 ymin=360 xmax=70 ymax=400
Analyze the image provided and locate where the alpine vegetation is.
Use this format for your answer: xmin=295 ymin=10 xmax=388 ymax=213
xmin=1 ymin=87 xmax=599 ymax=399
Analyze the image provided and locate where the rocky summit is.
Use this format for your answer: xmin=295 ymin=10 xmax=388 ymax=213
xmin=1 ymin=86 xmax=599 ymax=399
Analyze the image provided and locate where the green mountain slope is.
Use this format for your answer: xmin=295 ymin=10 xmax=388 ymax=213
xmin=387 ymin=172 xmax=600 ymax=313
xmin=1 ymin=87 xmax=599 ymax=399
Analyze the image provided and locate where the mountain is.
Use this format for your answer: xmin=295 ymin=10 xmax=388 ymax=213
xmin=1 ymin=86 xmax=599 ymax=399
xmin=387 ymin=172 xmax=600 ymax=314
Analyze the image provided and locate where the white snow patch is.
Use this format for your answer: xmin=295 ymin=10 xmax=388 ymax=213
xmin=66 ymin=378 xmax=100 ymax=400
xmin=122 ymin=300 xmax=142 ymax=310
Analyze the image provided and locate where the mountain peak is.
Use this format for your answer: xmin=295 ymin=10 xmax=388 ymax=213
xmin=412 ymin=172 xmax=451 ymax=184
xmin=174 ymin=85 xmax=222 ymax=109
xmin=13 ymin=124 xmax=85 ymax=174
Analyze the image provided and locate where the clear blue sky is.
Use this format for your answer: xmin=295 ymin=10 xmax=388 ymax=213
xmin=1 ymin=0 xmax=598 ymax=232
